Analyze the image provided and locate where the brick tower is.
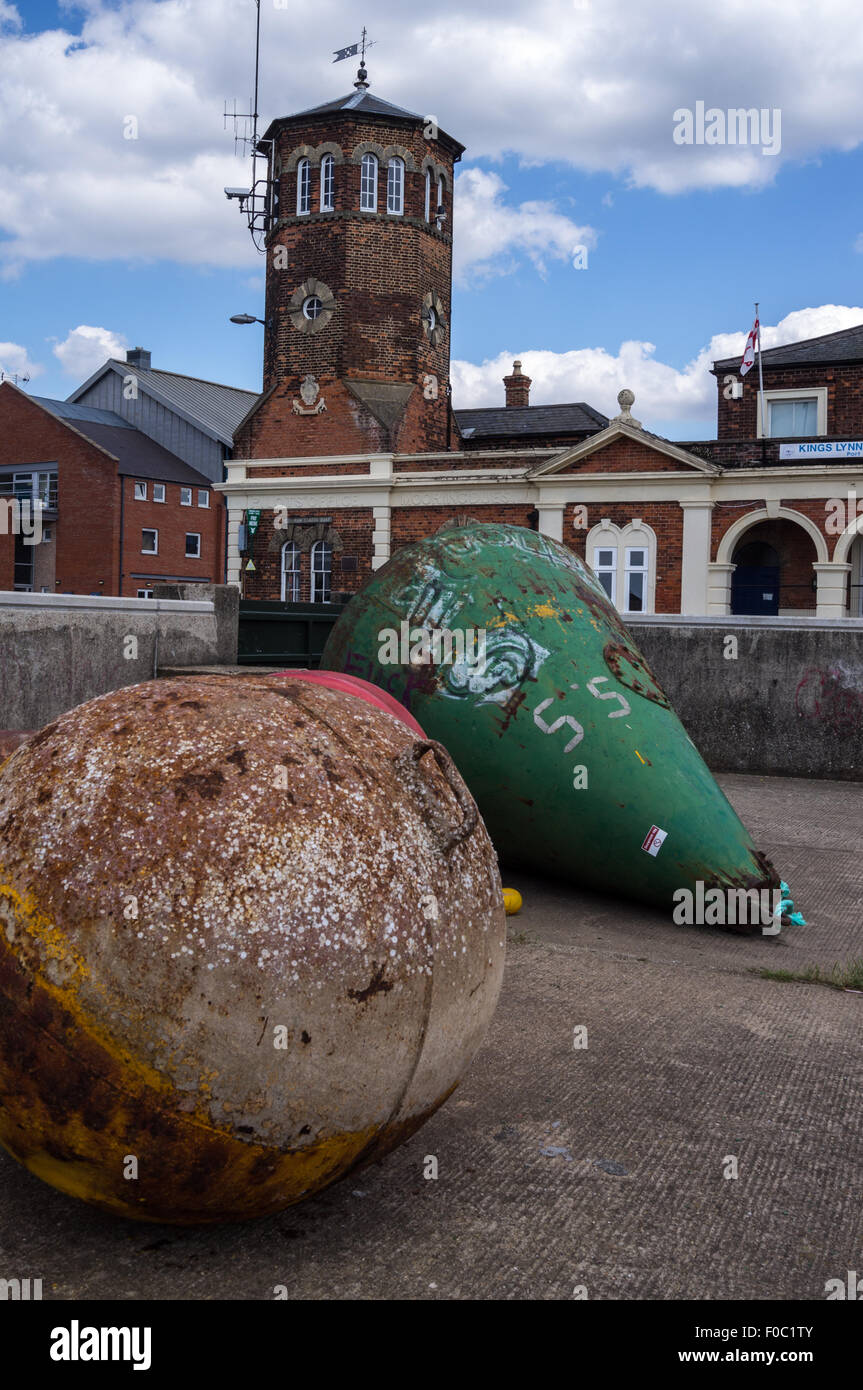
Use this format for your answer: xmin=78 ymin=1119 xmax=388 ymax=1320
xmin=234 ymin=62 xmax=465 ymax=460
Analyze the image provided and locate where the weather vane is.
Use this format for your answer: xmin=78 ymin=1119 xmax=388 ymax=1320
xmin=333 ymin=26 xmax=375 ymax=88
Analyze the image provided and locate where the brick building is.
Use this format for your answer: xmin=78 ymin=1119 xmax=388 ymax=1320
xmin=218 ymin=67 xmax=863 ymax=619
xmin=0 ymin=384 xmax=224 ymax=597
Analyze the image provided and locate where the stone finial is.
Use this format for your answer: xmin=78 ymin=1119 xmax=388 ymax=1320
xmin=613 ymin=388 xmax=642 ymax=428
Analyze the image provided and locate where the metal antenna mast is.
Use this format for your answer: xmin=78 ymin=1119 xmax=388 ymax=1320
xmin=223 ymin=0 xmax=272 ymax=253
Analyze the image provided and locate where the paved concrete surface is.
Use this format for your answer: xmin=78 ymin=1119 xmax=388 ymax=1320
xmin=1 ymin=773 xmax=860 ymax=1300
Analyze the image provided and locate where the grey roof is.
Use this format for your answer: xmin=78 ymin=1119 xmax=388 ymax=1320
xmin=713 ymin=322 xmax=863 ymax=371
xmin=34 ymin=398 xmax=211 ymax=485
xmin=286 ymin=90 xmax=424 ymax=121
xmin=30 ymin=396 xmax=134 ymax=429
xmin=69 ymin=360 xmax=258 ymax=447
xmin=262 ymin=88 xmax=465 ymax=155
xmin=455 ymin=402 xmax=609 ymax=440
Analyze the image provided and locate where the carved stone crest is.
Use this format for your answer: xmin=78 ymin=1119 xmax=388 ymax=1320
xmin=292 ymin=375 xmax=327 ymax=415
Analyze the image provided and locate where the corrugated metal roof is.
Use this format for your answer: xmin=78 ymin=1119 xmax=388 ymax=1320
xmin=68 ymin=361 xmax=259 ymax=446
xmin=455 ymin=402 xmax=608 ymax=439
xmin=116 ymin=363 xmax=259 ymax=445
xmin=713 ymin=322 xmax=863 ymax=371
xmin=31 ymin=396 xmax=135 ymax=428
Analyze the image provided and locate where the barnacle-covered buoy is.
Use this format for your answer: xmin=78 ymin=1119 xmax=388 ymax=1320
xmin=0 ymin=675 xmax=505 ymax=1222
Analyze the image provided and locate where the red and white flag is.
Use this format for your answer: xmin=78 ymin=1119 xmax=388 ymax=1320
xmin=740 ymin=317 xmax=759 ymax=376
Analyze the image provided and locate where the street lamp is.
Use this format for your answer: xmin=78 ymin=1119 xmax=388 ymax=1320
xmin=229 ymin=314 xmax=266 ymax=326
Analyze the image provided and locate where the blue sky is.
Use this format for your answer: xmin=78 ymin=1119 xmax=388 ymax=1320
xmin=2 ymin=0 xmax=862 ymax=438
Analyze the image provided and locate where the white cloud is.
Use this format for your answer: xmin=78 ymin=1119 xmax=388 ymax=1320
xmin=0 ymin=1 xmax=862 ymax=273
xmin=52 ymin=325 xmax=127 ymax=377
xmin=855 ymin=233 xmax=863 ymax=253
xmin=453 ymin=169 xmax=596 ymax=285
xmin=0 ymin=3 xmax=21 ymax=32
xmin=451 ymin=304 xmax=863 ymax=433
xmin=0 ymin=341 xmax=43 ymax=382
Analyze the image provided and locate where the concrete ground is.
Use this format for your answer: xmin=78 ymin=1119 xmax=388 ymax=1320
xmin=1 ymin=773 xmax=860 ymax=1301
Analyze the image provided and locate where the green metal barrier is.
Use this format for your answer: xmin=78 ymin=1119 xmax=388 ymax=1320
xmin=237 ymin=600 xmax=345 ymax=667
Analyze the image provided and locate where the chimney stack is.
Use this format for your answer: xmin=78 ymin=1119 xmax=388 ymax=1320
xmin=503 ymin=359 xmax=531 ymax=409
xmin=126 ymin=346 xmax=151 ymax=371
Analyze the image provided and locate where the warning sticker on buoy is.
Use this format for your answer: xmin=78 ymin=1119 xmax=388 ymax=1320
xmin=641 ymin=825 xmax=667 ymax=856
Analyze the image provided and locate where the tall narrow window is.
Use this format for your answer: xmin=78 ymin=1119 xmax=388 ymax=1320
xmin=592 ymin=547 xmax=616 ymax=604
xmin=360 ymin=153 xmax=378 ymax=211
xmin=623 ymin=547 xmax=648 ymax=613
xmin=424 ymin=168 xmax=431 ymax=221
xmin=310 ymin=540 xmax=332 ymax=603
xmin=281 ymin=542 xmax=300 ymax=602
xmin=436 ymin=174 xmax=445 ymax=218
xmin=320 ymin=154 xmax=335 ymax=212
xmin=296 ymin=158 xmax=311 ymax=215
xmin=387 ymin=157 xmax=404 ymax=214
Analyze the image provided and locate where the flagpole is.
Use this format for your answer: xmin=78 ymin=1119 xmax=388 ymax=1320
xmin=755 ymin=301 xmax=766 ymax=438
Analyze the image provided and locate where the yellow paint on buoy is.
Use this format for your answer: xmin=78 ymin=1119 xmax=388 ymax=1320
xmin=502 ymin=888 xmax=522 ymax=915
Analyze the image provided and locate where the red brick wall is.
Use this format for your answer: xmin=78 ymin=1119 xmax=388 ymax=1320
xmin=0 ymin=385 xmax=120 ymax=595
xmin=715 ymin=362 xmax=863 ymax=440
xmin=556 ymin=436 xmax=690 ymax=474
xmin=121 ymin=477 xmax=224 ymax=597
xmin=241 ymin=507 xmax=374 ymax=602
xmin=390 ymin=503 xmax=536 ymax=551
xmin=564 ymin=501 xmax=683 ymax=613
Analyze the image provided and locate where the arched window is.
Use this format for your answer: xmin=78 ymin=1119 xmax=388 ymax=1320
xmin=320 ymin=154 xmax=334 ymax=212
xmin=281 ymin=542 xmax=300 ymax=602
xmin=387 ymin=157 xmax=404 ymax=215
xmin=296 ymin=158 xmax=311 ymax=216
xmin=586 ymin=520 xmax=656 ymax=614
xmin=424 ymin=168 xmax=432 ymax=221
xmin=310 ymin=540 xmax=332 ymax=603
xmin=436 ymin=174 xmax=445 ymax=219
xmin=360 ymin=153 xmax=378 ymax=212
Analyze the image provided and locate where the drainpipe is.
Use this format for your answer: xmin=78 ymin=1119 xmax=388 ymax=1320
xmin=118 ymin=473 xmax=126 ymax=596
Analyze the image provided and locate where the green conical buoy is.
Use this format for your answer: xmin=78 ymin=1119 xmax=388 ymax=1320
xmin=321 ymin=522 xmax=797 ymax=933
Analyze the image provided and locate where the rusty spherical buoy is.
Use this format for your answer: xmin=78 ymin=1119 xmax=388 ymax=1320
xmin=0 ymin=676 xmax=505 ymax=1223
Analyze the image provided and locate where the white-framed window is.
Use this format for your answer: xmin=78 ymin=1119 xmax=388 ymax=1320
xmin=387 ymin=157 xmax=404 ymax=215
xmin=592 ymin=546 xmax=617 ymax=605
xmin=436 ymin=174 xmax=445 ymax=218
xmin=180 ymin=487 xmax=192 ymax=506
xmin=424 ymin=168 xmax=431 ymax=221
xmin=296 ymin=157 xmax=311 ymax=215
xmin=142 ymin=528 xmax=158 ymax=554
xmin=0 ymin=468 xmax=57 ymax=508
xmin=302 ymin=295 xmax=323 ymax=321
xmin=137 ymin=588 xmax=154 ymax=599
xmin=360 ymin=153 xmax=378 ymax=211
xmin=320 ymin=154 xmax=334 ymax=212
xmin=197 ymin=489 xmax=209 ymax=508
xmin=153 ymin=483 xmax=166 ymax=503
xmin=623 ymin=546 xmax=649 ymax=613
xmin=134 ymin=481 xmax=147 ymax=501
xmin=310 ymin=539 xmax=332 ymax=603
xmin=185 ymin=532 xmax=201 ymax=558
xmin=587 ymin=519 xmax=657 ymax=614
xmin=757 ymin=386 xmax=827 ymax=439
xmin=281 ymin=541 xmax=300 ymax=602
